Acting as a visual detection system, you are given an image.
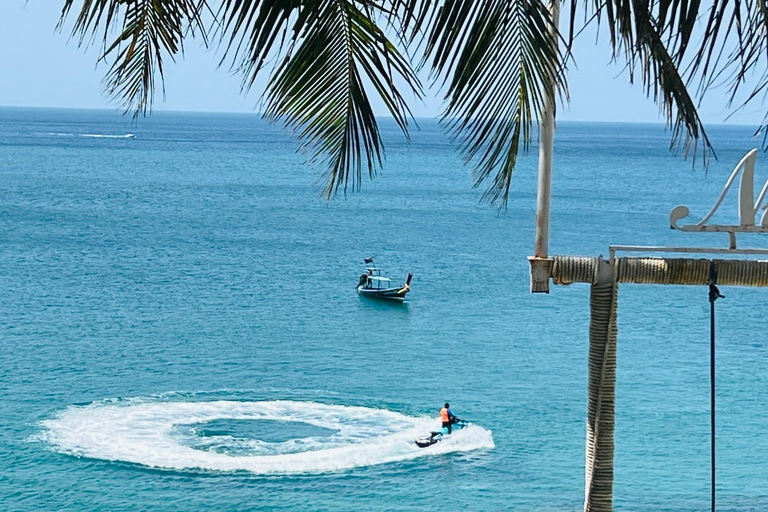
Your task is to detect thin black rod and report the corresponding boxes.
[708,272,723,512]
[710,295,716,512]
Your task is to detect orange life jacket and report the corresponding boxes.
[440,408,449,422]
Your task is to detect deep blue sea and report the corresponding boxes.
[2,107,768,511]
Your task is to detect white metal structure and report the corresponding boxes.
[669,149,768,249]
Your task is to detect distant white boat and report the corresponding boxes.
[42,133,135,138]
[81,133,135,139]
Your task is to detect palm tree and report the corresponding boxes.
[55,2,768,510]
[59,0,767,209]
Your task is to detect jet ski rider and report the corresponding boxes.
[440,403,457,433]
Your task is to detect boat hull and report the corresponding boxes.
[356,285,409,302]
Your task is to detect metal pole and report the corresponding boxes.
[708,266,722,512]
[534,0,559,259]
[710,293,716,512]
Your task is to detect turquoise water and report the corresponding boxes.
[2,107,768,510]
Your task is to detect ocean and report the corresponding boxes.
[2,107,767,511]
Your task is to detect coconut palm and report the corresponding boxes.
[58,0,768,210]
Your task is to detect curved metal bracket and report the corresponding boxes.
[670,149,768,248]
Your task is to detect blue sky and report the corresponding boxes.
[1,1,764,125]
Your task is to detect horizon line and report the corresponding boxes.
[0,104,761,128]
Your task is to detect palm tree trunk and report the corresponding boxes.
[534,0,559,259]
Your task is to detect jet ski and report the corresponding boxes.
[414,419,468,448]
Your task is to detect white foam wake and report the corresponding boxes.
[39,400,494,474]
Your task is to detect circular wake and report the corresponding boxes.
[39,400,494,474]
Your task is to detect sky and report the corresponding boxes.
[0,1,765,126]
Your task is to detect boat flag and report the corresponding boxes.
[364,257,374,264]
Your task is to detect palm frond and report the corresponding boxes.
[59,0,116,47]
[655,0,701,59]
[217,0,306,92]
[421,0,567,209]
[59,0,207,116]
[643,21,713,160]
[587,0,713,162]
[379,0,437,47]
[260,0,422,198]
[685,0,768,140]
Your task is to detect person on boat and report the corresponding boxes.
[358,269,372,288]
[440,403,457,433]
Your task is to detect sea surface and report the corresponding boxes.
[2,107,768,511]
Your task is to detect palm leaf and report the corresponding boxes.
[258,0,422,198]
[586,0,713,162]
[59,0,207,116]
[685,0,768,141]
[217,0,306,92]
[420,0,567,209]
[379,0,438,47]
